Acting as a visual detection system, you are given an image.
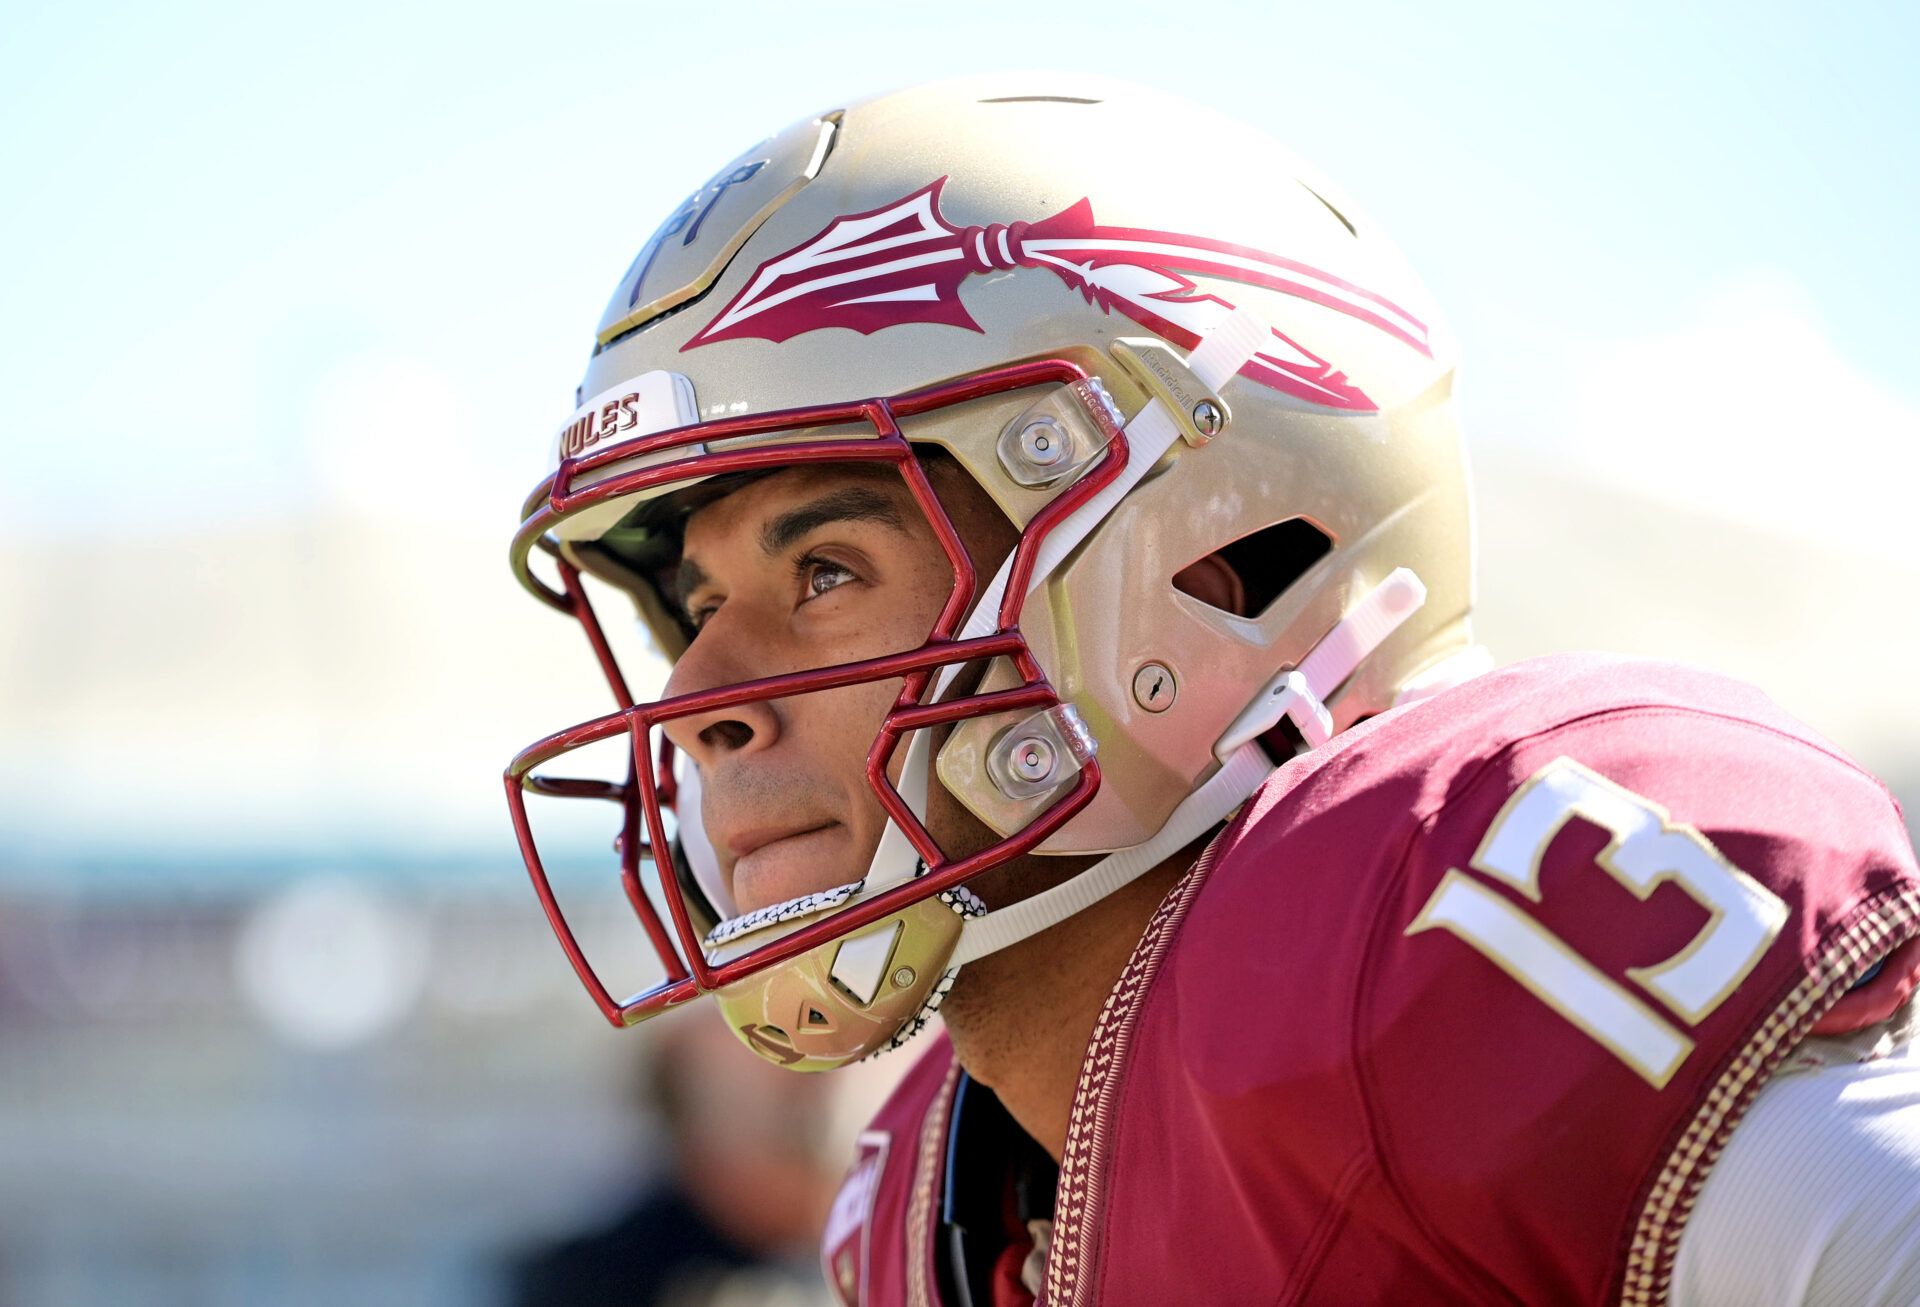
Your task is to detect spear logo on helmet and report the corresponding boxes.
[685,177,1431,413]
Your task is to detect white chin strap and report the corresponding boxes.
[952,740,1272,965]
[1213,566,1429,757]
[684,306,1276,943]
[673,755,731,919]
[936,307,1450,968]
[940,306,1276,662]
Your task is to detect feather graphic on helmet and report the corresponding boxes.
[684,177,1436,412]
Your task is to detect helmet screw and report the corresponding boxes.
[1191,400,1226,438]
[1010,736,1056,783]
[1018,418,1067,468]
[892,966,917,989]
[1132,662,1177,713]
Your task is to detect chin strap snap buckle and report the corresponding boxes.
[1214,567,1428,761]
[1266,669,1335,749]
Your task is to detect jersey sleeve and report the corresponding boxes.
[1672,1033,1920,1307]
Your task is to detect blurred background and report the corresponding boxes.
[2,1,1916,1303]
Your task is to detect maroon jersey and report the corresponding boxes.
[826,654,1920,1306]
[821,1028,960,1306]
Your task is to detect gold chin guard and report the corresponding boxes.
[712,891,968,1071]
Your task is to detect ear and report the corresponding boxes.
[1172,552,1248,618]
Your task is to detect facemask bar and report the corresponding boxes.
[505,358,1130,1028]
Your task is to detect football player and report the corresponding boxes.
[504,75,1920,1305]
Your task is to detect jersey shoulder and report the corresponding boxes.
[1338,649,1872,801]
[1208,650,1906,928]
[1187,650,1918,1080]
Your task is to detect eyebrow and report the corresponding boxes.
[671,486,910,616]
[758,485,906,556]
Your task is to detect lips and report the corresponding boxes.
[725,822,845,915]
[725,822,837,861]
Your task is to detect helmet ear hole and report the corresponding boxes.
[1171,552,1246,618]
[1174,518,1333,620]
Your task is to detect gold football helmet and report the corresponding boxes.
[506,73,1479,1068]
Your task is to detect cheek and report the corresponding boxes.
[846,558,954,658]
[903,549,963,632]
[800,668,935,851]
[922,773,1010,872]
[805,552,956,752]
[790,675,905,802]
[791,545,961,831]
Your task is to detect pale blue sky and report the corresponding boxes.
[3,0,1916,535]
[3,0,1918,869]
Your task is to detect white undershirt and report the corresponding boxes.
[1672,1032,1920,1306]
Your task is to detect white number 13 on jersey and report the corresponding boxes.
[1406,757,1789,1088]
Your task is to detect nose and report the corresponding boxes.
[658,621,783,769]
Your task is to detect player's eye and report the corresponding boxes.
[797,552,858,601]
[681,552,860,632]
